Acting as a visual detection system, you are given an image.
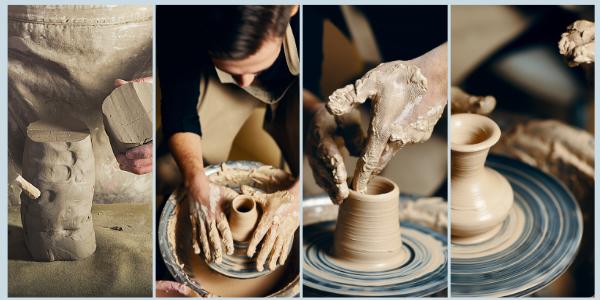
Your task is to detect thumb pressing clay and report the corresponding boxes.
[102,82,153,154]
[21,118,96,261]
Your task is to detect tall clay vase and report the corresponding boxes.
[451,113,513,244]
[21,119,96,261]
[333,176,407,272]
[229,195,259,242]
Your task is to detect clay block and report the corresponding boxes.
[102,82,152,153]
[21,118,96,261]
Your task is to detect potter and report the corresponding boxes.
[450,113,514,244]
[21,118,96,261]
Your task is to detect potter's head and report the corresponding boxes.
[201,5,298,87]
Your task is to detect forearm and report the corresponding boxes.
[168,132,206,187]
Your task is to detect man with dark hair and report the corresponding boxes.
[156,5,299,279]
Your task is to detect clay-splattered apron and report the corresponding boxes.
[198,25,300,174]
[8,5,153,205]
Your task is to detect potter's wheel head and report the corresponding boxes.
[207,240,293,279]
[451,155,582,297]
[302,208,448,297]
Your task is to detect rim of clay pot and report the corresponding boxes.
[347,176,399,200]
[232,195,256,213]
[451,113,501,152]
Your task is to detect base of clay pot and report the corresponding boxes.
[452,223,502,245]
[327,244,410,272]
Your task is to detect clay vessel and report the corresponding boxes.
[332,176,407,272]
[21,118,96,261]
[229,195,259,242]
[451,113,513,244]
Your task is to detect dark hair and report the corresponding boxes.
[199,5,293,60]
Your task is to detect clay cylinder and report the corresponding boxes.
[333,176,406,272]
[21,119,96,261]
[229,195,259,242]
[451,113,513,244]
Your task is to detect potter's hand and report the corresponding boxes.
[187,173,235,264]
[113,77,154,175]
[327,44,448,194]
[307,104,365,204]
[242,186,299,271]
[155,281,195,297]
[116,143,153,175]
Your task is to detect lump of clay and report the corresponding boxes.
[451,87,496,115]
[102,82,152,153]
[21,118,96,261]
[558,20,595,67]
[493,119,594,201]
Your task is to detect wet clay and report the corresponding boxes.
[451,114,513,244]
[558,20,595,67]
[327,62,445,194]
[102,82,152,154]
[494,119,594,202]
[208,164,295,193]
[229,195,259,242]
[332,176,407,271]
[21,118,96,261]
[451,87,496,115]
[167,194,298,297]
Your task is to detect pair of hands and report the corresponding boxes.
[187,172,299,271]
[113,77,153,175]
[308,44,448,203]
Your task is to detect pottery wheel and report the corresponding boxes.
[451,155,583,297]
[208,240,293,279]
[303,197,448,297]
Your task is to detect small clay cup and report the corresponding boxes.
[332,176,407,272]
[229,195,259,242]
[451,113,514,244]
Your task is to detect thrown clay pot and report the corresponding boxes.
[332,176,407,272]
[451,113,513,244]
[229,195,259,242]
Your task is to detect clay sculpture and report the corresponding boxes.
[450,113,513,244]
[102,82,153,154]
[559,20,595,67]
[21,118,96,261]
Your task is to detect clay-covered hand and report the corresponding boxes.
[558,20,595,67]
[116,142,153,175]
[113,76,154,175]
[327,44,447,194]
[187,173,236,264]
[242,186,299,271]
[155,280,195,297]
[307,105,365,204]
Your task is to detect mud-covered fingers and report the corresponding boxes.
[217,212,234,255]
[247,213,272,257]
[313,137,349,204]
[374,141,403,175]
[256,223,279,272]
[198,212,211,261]
[207,218,223,264]
[279,234,294,266]
[268,234,286,271]
[352,129,389,193]
[326,84,361,116]
[189,202,200,254]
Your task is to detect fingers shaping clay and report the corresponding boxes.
[558,20,595,67]
[21,118,96,261]
[332,176,408,271]
[451,87,496,115]
[102,82,153,153]
[450,114,513,244]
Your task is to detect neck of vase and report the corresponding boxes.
[451,148,490,178]
[229,195,259,242]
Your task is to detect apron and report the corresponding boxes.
[199,24,300,174]
[8,5,153,205]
